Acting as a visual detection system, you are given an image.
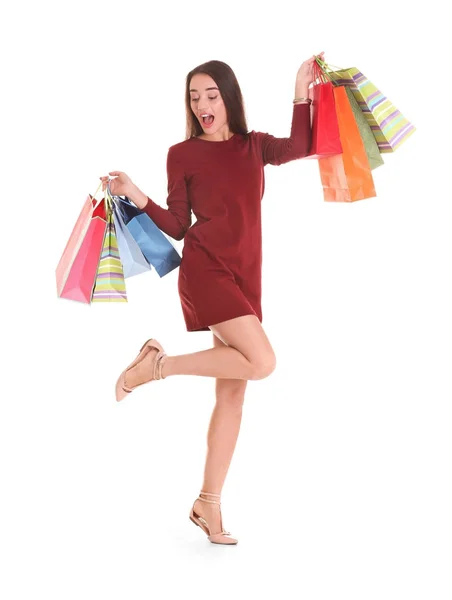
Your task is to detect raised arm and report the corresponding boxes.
[257,102,311,166]
[257,53,325,166]
[128,146,192,241]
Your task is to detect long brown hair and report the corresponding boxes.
[184,60,249,140]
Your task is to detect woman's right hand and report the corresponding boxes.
[99,171,134,196]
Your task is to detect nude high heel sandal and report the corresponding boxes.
[115,338,167,402]
[189,491,238,545]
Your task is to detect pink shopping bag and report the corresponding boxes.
[56,183,108,303]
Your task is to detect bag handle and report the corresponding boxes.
[315,57,347,87]
[91,179,117,218]
[105,182,119,214]
[91,180,111,211]
[312,60,323,85]
[315,57,336,85]
[316,56,344,71]
[105,181,135,213]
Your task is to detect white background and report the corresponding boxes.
[1,0,450,598]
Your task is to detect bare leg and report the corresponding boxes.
[193,333,248,534]
[202,334,246,492]
[121,314,275,539]
[126,314,276,388]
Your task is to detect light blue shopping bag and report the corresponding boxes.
[109,189,181,277]
[109,191,152,278]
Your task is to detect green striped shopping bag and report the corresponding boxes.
[318,60,415,152]
[92,207,127,303]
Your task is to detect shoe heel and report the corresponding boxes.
[139,338,153,352]
[115,338,166,403]
[189,516,199,527]
[140,338,164,353]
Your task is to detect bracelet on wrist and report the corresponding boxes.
[293,96,312,104]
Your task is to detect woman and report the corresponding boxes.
[100,53,322,545]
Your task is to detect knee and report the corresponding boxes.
[249,352,277,380]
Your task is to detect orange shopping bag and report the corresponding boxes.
[318,85,376,202]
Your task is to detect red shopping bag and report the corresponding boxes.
[318,85,376,202]
[304,62,342,159]
[56,184,108,303]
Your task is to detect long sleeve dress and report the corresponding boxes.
[143,102,311,332]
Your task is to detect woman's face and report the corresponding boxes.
[189,73,230,138]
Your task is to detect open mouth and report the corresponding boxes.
[201,114,215,127]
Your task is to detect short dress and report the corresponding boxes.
[143,103,311,332]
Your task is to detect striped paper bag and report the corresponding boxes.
[329,67,415,152]
[92,210,127,302]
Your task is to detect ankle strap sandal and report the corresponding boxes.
[189,491,238,545]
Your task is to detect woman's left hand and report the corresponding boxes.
[297,52,325,87]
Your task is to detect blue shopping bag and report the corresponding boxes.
[108,191,152,279]
[109,190,181,277]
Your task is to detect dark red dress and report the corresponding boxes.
[143,103,311,331]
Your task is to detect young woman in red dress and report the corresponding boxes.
[100,53,323,545]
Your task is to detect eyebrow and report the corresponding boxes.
[189,87,219,92]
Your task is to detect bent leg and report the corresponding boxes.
[162,314,276,380]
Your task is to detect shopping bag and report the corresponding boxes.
[304,60,342,159]
[111,191,181,277]
[327,66,415,152]
[109,189,152,279]
[305,80,343,159]
[318,85,376,202]
[56,183,108,303]
[344,86,384,170]
[91,208,127,302]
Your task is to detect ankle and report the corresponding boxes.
[199,490,222,501]
[160,356,174,379]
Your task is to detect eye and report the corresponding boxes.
[191,97,218,102]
